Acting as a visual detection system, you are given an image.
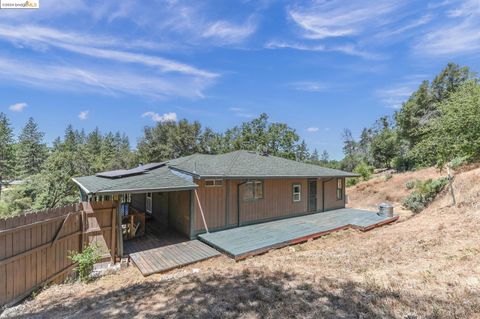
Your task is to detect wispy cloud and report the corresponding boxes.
[142,111,178,123]
[414,0,480,56]
[376,76,426,108]
[0,24,217,79]
[290,81,328,93]
[265,40,383,59]
[78,110,89,120]
[287,1,404,40]
[229,107,254,118]
[0,55,211,99]
[9,102,27,112]
[306,127,319,132]
[202,17,257,45]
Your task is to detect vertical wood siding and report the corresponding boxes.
[323,177,346,211]
[238,179,308,226]
[193,179,226,232]
[168,191,191,236]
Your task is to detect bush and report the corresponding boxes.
[403,177,448,213]
[69,244,100,282]
[449,156,470,170]
[383,172,393,181]
[353,162,374,181]
[405,180,416,189]
[346,178,359,186]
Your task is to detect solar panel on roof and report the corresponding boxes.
[138,162,165,170]
[95,162,165,178]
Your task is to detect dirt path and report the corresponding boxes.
[2,167,480,318]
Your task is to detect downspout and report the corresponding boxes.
[237,180,248,227]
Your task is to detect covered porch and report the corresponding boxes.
[198,208,398,260]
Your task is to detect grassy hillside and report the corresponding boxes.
[2,167,480,318]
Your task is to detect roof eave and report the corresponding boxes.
[93,185,198,195]
[71,178,92,195]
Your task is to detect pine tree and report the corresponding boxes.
[16,117,47,177]
[0,113,16,195]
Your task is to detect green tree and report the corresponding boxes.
[16,117,47,177]
[411,80,480,166]
[369,117,398,168]
[0,113,16,183]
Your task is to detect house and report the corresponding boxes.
[72,150,358,240]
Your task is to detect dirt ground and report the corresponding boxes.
[2,167,480,318]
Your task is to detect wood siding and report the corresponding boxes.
[152,192,169,225]
[191,177,346,235]
[323,177,346,211]
[193,179,227,233]
[168,190,191,236]
[131,193,146,212]
[238,179,308,226]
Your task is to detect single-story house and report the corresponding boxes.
[73,150,358,239]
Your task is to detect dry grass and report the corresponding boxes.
[347,167,444,219]
[2,167,480,318]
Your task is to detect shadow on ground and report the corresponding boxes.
[5,269,479,319]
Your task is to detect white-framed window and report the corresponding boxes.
[292,184,301,202]
[243,180,264,200]
[205,179,223,187]
[336,178,343,200]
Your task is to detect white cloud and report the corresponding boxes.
[9,102,27,112]
[287,1,403,40]
[229,107,254,118]
[202,18,257,45]
[0,24,217,79]
[306,127,319,132]
[290,81,327,93]
[376,76,425,108]
[142,111,178,122]
[78,110,89,120]
[0,55,212,99]
[265,40,382,60]
[414,3,480,55]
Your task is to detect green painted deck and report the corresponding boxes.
[198,208,398,260]
[129,240,220,276]
[125,223,220,276]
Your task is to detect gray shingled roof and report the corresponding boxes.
[168,150,358,178]
[73,166,197,195]
[73,150,358,194]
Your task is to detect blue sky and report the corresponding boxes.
[1,0,479,159]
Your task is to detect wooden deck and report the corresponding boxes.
[124,223,220,276]
[198,208,398,260]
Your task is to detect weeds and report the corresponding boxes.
[69,244,100,283]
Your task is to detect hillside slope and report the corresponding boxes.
[2,167,480,318]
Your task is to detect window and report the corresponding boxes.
[205,179,223,187]
[243,180,264,200]
[336,178,343,200]
[292,184,301,202]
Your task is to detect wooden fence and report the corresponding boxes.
[0,201,118,307]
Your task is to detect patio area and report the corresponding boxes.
[198,208,398,260]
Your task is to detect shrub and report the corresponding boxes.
[449,156,470,170]
[69,244,100,282]
[353,162,374,181]
[383,172,392,181]
[403,177,448,213]
[346,178,359,187]
[405,180,416,189]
